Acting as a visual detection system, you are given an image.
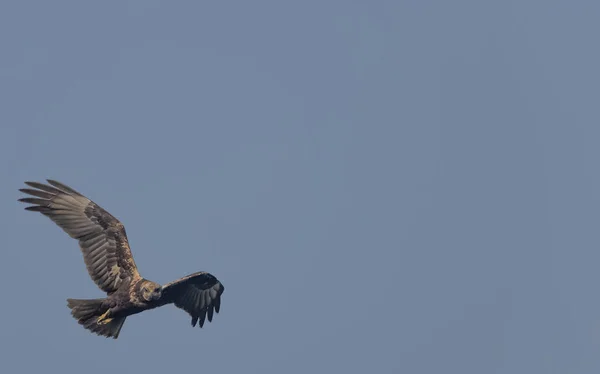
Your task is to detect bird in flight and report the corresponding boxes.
[18,179,225,339]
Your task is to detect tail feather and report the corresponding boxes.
[67,298,126,339]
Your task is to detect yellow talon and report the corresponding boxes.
[97,310,113,325]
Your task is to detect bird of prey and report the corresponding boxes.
[18,179,225,339]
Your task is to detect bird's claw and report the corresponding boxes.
[97,310,113,325]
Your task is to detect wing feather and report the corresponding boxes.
[18,180,141,293]
[158,272,224,328]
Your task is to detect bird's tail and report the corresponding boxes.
[66,298,126,339]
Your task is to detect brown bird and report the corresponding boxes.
[18,179,225,339]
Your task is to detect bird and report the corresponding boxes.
[18,179,225,339]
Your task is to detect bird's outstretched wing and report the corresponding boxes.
[18,179,141,293]
[159,272,224,328]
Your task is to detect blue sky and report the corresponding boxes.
[2,1,600,373]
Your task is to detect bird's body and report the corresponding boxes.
[18,180,224,339]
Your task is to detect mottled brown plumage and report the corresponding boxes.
[19,180,225,339]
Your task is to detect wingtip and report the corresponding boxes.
[45,179,62,189]
[23,206,47,212]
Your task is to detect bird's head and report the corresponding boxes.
[141,280,162,302]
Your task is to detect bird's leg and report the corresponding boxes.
[97,309,113,325]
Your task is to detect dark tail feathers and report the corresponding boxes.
[67,298,126,339]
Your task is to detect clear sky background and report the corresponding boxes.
[1,1,600,373]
